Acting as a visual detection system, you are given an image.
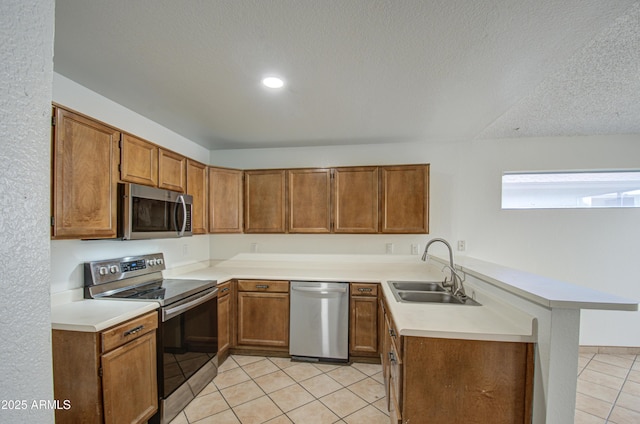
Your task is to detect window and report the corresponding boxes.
[501,170,640,209]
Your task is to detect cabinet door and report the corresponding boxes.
[217,283,233,355]
[237,292,289,348]
[380,164,429,233]
[101,331,158,424]
[244,170,286,233]
[288,168,331,233]
[158,148,186,192]
[52,107,120,239]
[350,283,379,357]
[334,167,379,233]
[350,295,378,356]
[208,167,243,233]
[186,159,208,234]
[120,133,158,186]
[402,337,533,423]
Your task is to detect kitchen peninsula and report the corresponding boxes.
[168,252,637,424]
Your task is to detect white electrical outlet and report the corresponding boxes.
[386,243,394,254]
[182,244,189,256]
[411,244,420,255]
[250,243,259,253]
[457,240,466,251]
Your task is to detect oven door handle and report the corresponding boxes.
[162,287,218,322]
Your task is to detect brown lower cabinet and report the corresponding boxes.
[349,283,379,358]
[217,280,234,361]
[236,280,290,351]
[380,297,534,424]
[52,312,158,424]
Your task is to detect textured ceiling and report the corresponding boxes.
[53,0,640,150]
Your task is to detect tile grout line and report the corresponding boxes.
[192,355,385,424]
[603,354,637,424]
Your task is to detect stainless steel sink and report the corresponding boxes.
[388,281,481,306]
[390,281,446,292]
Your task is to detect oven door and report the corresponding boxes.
[160,288,218,399]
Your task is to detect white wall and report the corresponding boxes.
[50,74,211,293]
[53,73,210,164]
[0,1,55,423]
[210,136,640,347]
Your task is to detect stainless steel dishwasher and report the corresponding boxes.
[289,281,350,362]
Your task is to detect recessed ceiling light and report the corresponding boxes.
[262,76,285,89]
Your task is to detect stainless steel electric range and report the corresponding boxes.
[84,253,218,424]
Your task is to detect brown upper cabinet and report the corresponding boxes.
[208,167,244,233]
[52,107,121,240]
[380,164,429,234]
[158,148,186,193]
[186,160,208,234]
[334,166,379,233]
[120,133,187,193]
[244,170,287,233]
[288,168,332,233]
[120,133,158,187]
[244,164,428,234]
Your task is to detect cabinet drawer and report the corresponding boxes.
[101,312,158,353]
[218,281,232,297]
[237,280,289,293]
[351,283,378,296]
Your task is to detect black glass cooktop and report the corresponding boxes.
[103,278,216,306]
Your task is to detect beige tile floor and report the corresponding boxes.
[170,352,640,424]
[575,352,640,424]
[169,355,388,424]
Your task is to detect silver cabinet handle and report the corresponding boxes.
[162,288,218,322]
[255,284,269,289]
[124,325,144,337]
[221,287,230,293]
[358,287,373,292]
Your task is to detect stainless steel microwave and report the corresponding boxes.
[120,183,193,240]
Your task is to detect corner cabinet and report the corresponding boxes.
[186,159,208,234]
[380,297,533,424]
[236,280,289,351]
[380,164,429,233]
[208,167,244,233]
[52,107,120,240]
[52,312,159,424]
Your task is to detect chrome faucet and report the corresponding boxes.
[421,238,466,298]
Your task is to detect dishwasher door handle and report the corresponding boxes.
[291,286,348,294]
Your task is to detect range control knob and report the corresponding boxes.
[156,258,164,265]
[109,265,119,274]
[147,259,156,266]
[98,266,108,276]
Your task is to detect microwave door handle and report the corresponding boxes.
[176,195,187,236]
